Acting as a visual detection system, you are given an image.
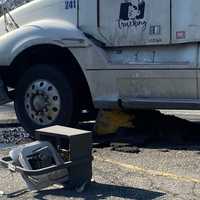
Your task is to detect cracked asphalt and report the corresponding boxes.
[0,108,200,199]
[0,141,200,199]
[93,146,200,200]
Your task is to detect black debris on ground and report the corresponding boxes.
[113,127,149,146]
[92,134,114,149]
[132,109,200,144]
[0,126,29,144]
[159,149,170,153]
[111,143,141,154]
[92,109,200,153]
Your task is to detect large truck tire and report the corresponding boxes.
[14,64,80,135]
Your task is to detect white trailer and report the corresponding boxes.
[0,0,199,132]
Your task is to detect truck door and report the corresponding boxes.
[98,0,171,46]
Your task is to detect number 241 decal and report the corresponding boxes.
[65,0,76,10]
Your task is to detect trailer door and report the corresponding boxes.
[98,0,171,46]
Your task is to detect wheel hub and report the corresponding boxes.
[31,93,47,112]
[25,80,61,126]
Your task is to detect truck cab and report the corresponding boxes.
[0,0,200,132]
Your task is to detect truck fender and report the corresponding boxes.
[0,19,89,66]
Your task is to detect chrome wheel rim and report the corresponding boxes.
[24,79,61,126]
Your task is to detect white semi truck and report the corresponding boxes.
[0,0,199,131]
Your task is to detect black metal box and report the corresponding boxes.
[36,125,92,188]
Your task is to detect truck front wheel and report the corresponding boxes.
[14,64,80,134]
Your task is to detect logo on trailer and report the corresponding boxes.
[118,0,147,30]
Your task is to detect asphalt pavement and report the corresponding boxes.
[0,144,200,200]
[0,105,200,199]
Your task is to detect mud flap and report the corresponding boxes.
[0,78,11,105]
